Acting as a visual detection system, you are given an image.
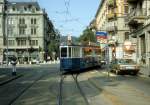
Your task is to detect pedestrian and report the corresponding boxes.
[11,56,17,76]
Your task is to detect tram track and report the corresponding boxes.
[58,73,90,105]
[72,74,90,105]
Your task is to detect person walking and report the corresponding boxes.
[11,56,17,76]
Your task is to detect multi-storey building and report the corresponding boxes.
[126,0,150,68]
[0,0,55,63]
[90,0,137,61]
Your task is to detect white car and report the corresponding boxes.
[111,59,140,75]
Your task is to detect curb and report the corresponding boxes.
[138,72,150,78]
[0,74,23,86]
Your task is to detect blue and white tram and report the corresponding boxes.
[60,45,101,72]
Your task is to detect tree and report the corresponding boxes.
[79,27,96,43]
[48,29,60,59]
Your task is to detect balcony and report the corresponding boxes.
[106,26,117,32]
[107,0,116,8]
[14,34,30,39]
[107,13,116,20]
[127,9,146,26]
[18,24,27,28]
[127,0,138,3]
[7,46,39,49]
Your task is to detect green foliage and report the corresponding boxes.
[48,29,60,57]
[79,28,96,43]
[48,40,59,55]
[39,46,43,52]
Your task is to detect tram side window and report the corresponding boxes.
[69,47,71,57]
[61,48,67,57]
[72,47,80,57]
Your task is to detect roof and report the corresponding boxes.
[7,1,41,10]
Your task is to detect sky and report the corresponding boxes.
[37,0,100,37]
[9,0,100,37]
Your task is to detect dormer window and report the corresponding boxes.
[24,7,27,11]
[28,4,32,11]
[12,6,16,11]
[31,7,36,13]
[36,7,39,11]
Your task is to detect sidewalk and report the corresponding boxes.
[0,60,60,68]
[139,66,150,77]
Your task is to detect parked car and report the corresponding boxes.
[31,59,39,64]
[110,59,140,75]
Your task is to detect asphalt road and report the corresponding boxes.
[0,64,150,105]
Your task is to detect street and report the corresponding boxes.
[0,64,150,105]
[0,0,150,105]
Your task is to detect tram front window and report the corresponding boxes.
[61,48,67,57]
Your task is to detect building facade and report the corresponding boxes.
[0,0,55,64]
[126,0,150,68]
[91,0,136,61]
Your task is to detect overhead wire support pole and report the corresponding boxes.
[106,43,110,78]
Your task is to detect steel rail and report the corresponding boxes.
[72,74,90,105]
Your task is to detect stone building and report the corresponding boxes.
[0,0,55,63]
[126,0,150,68]
[90,0,136,61]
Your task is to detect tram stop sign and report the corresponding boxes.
[96,31,107,44]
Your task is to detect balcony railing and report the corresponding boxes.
[107,13,116,20]
[106,26,117,32]
[14,34,30,39]
[18,24,27,28]
[7,46,39,49]
[127,0,138,3]
[127,9,146,26]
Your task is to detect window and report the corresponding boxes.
[34,18,36,24]
[8,40,15,46]
[31,18,37,24]
[30,40,38,46]
[69,47,71,57]
[8,28,13,36]
[12,7,16,11]
[24,7,27,11]
[125,32,129,40]
[31,28,36,35]
[19,18,25,24]
[36,40,38,45]
[124,6,128,14]
[61,48,67,57]
[19,28,26,35]
[36,7,39,11]
[72,47,80,58]
[17,40,26,46]
[31,28,33,35]
[31,18,33,24]
[8,18,14,25]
